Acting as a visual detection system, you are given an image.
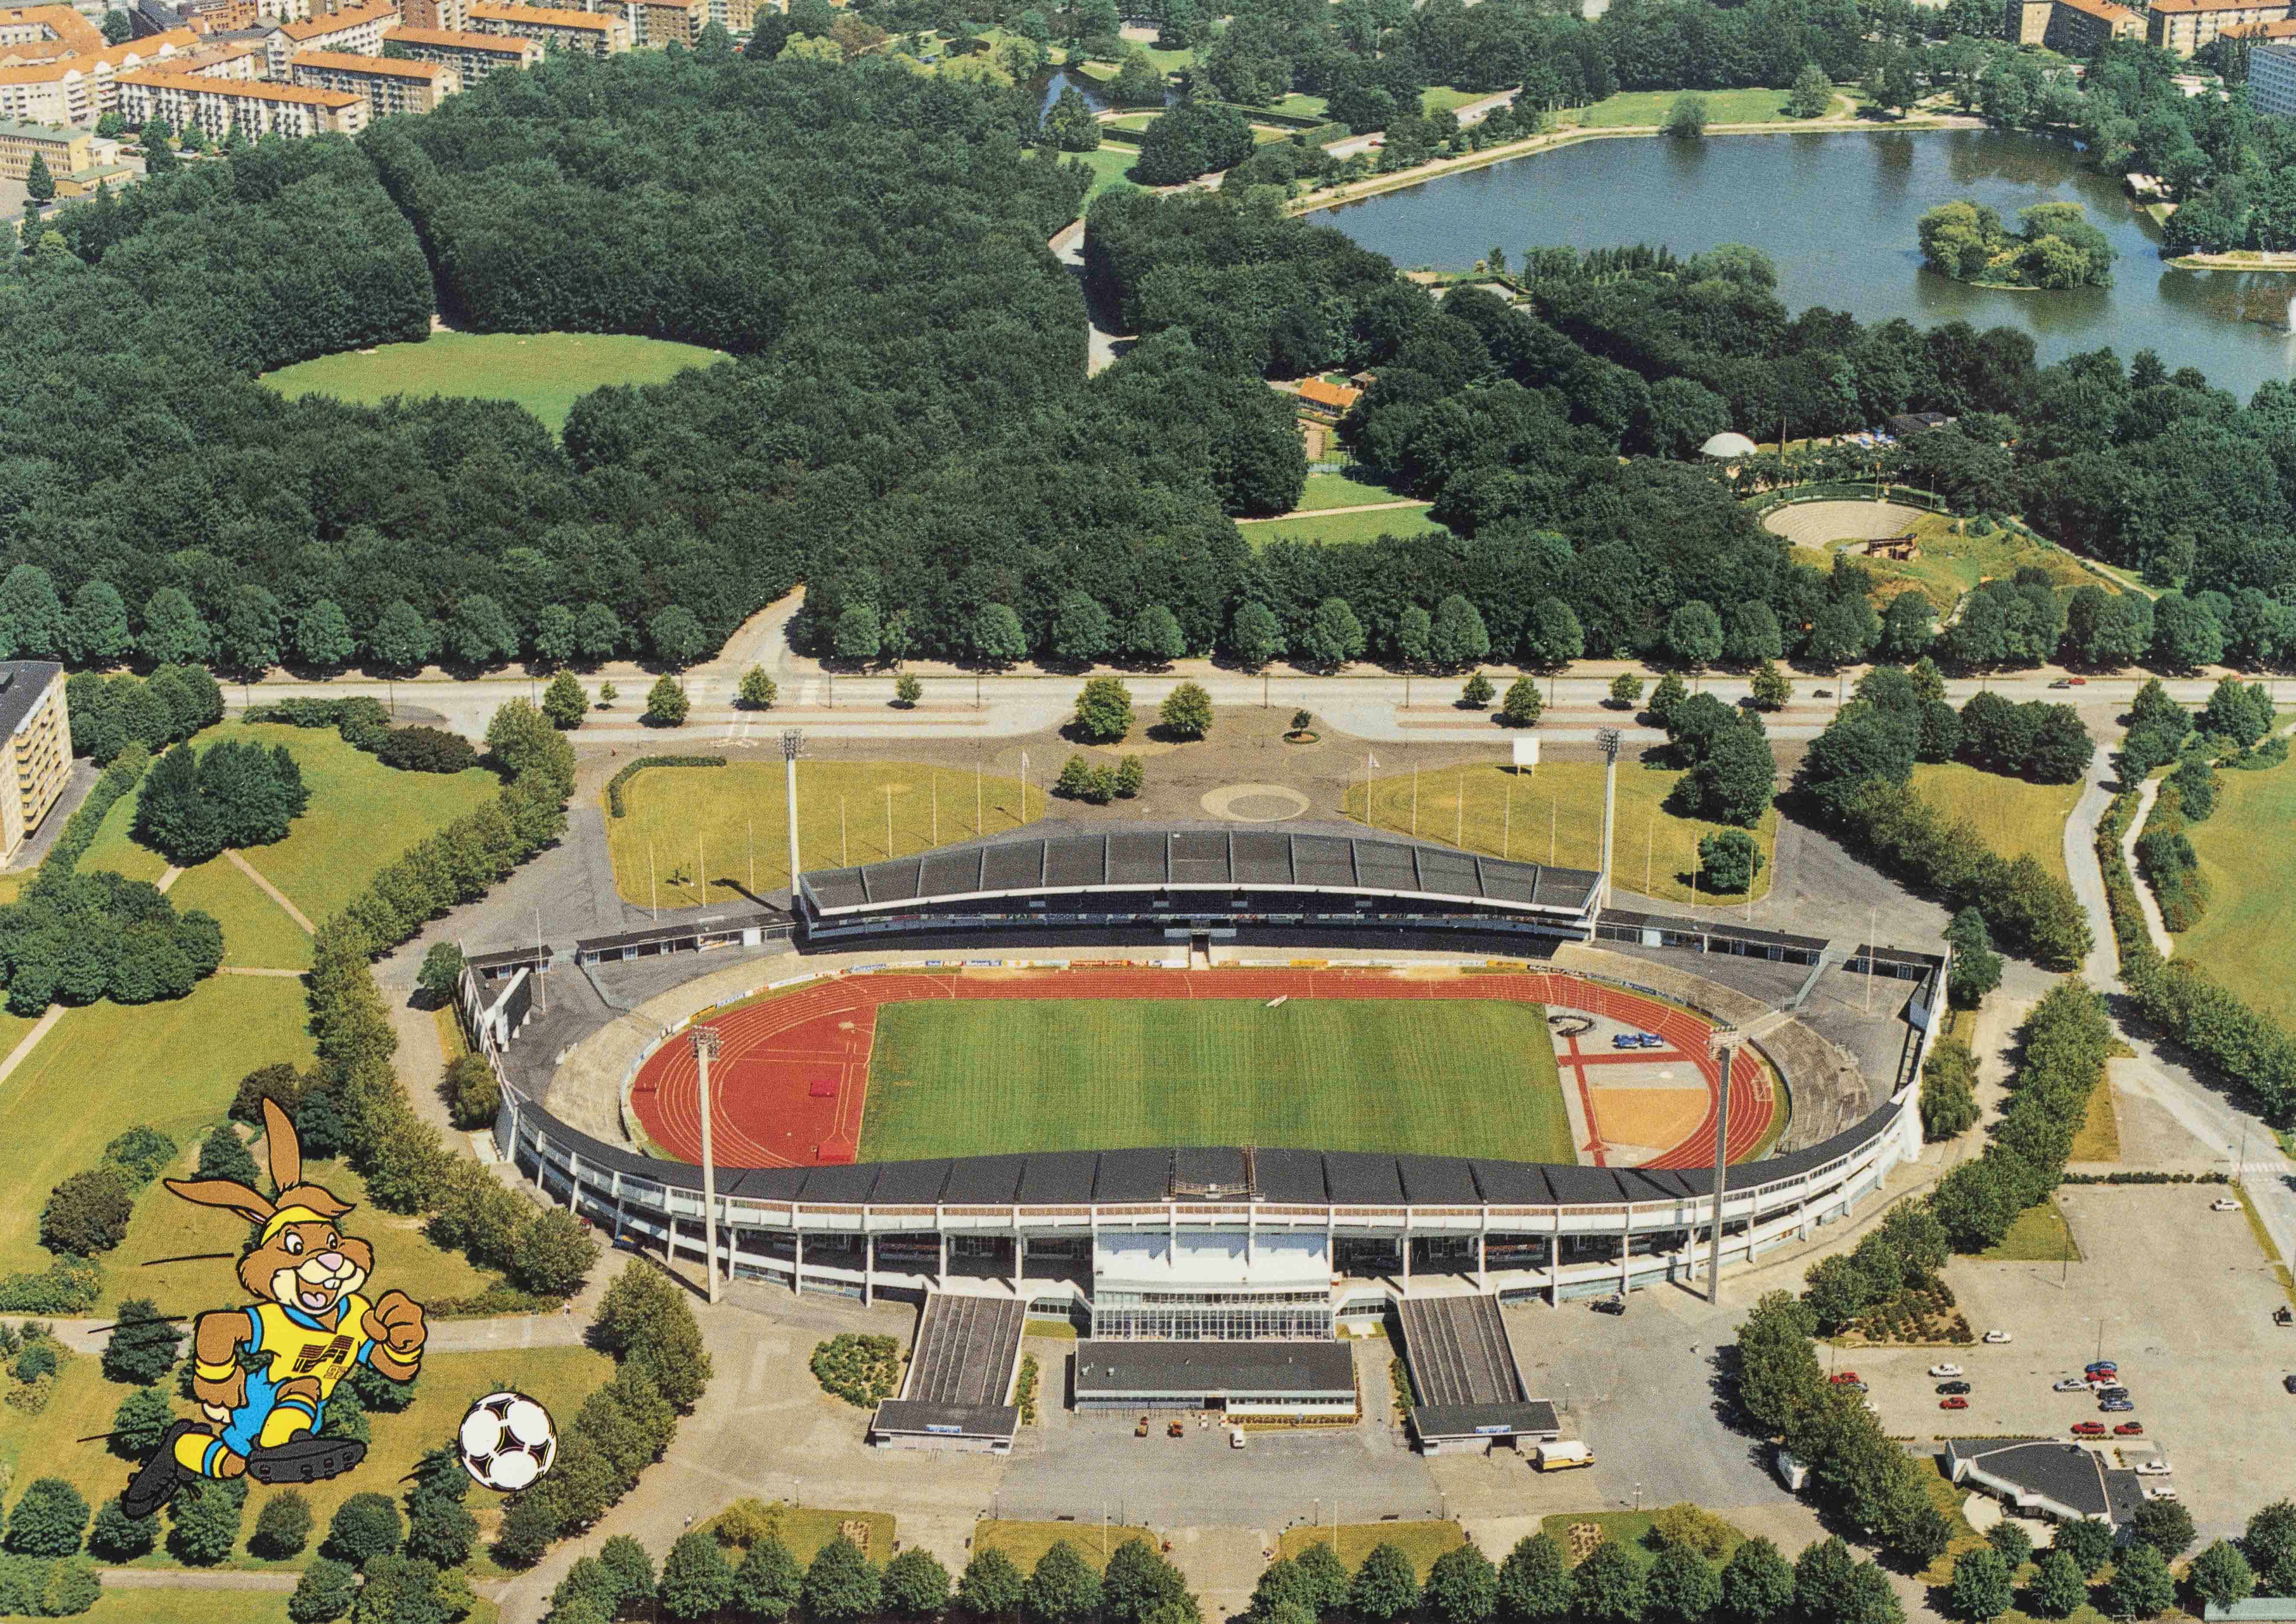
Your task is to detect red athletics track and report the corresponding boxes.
[628,968,1777,1172]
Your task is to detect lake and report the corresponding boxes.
[1315,128,2296,400]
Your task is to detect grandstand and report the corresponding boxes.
[1396,1296,1560,1452]
[868,1293,1026,1452]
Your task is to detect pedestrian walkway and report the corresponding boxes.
[227,850,314,934]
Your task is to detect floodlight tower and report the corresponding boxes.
[781,729,804,900]
[1703,1024,1738,1304]
[692,1024,723,1305]
[1595,727,1623,907]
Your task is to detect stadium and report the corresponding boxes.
[470,820,1943,1455]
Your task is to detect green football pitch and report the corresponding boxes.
[857,998,1574,1164]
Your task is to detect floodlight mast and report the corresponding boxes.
[1704,1024,1738,1304]
[781,730,804,903]
[1595,727,1622,907]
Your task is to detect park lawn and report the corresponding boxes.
[976,1519,1161,1574]
[1420,85,1483,116]
[1241,504,1445,546]
[2068,1083,2120,1162]
[1106,112,1157,131]
[1908,762,2081,887]
[1827,519,2101,615]
[1277,1521,1464,1579]
[74,787,170,884]
[164,859,311,972]
[1976,1197,2080,1262]
[1536,1510,1745,1574]
[1913,1457,1988,1584]
[0,975,315,1281]
[1558,87,1803,128]
[605,758,1043,909]
[1068,143,1142,199]
[1295,469,1406,510]
[2174,756,2296,1032]
[96,1156,504,1317]
[1269,93,1329,120]
[1343,759,1781,908]
[859,997,1573,1163]
[218,723,497,928]
[74,1596,498,1624]
[261,331,724,437]
[0,1344,611,1573]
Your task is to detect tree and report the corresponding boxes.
[1571,1540,1646,1624]
[2245,1502,2296,1595]
[40,1168,132,1256]
[1698,829,1764,893]
[645,675,689,728]
[532,603,576,667]
[959,1547,1026,1618]
[353,1555,445,1624]
[1690,723,1777,827]
[253,1489,314,1558]
[1304,598,1367,668]
[2023,1550,2087,1619]
[4,1478,86,1556]
[166,1478,244,1566]
[1048,591,1113,665]
[1501,677,1542,728]
[1943,908,2002,1007]
[1043,85,1101,151]
[1134,101,1254,185]
[1160,681,1212,740]
[574,603,622,664]
[102,1298,182,1384]
[1666,602,1725,671]
[1462,671,1494,709]
[2129,1496,2193,1559]
[541,670,588,731]
[1496,1534,1570,1624]
[444,594,517,668]
[1986,1522,2031,1570]
[1126,605,1186,666]
[1426,1544,1500,1624]
[1023,1543,1099,1624]
[64,581,131,667]
[90,1498,156,1560]
[370,601,433,672]
[139,588,210,665]
[1664,91,1709,138]
[2105,1541,2173,1621]
[1284,1544,1345,1621]
[1749,660,1793,711]
[1646,1545,1721,1624]
[110,1386,174,1458]
[661,1530,738,1621]
[1074,677,1134,743]
[1609,673,1644,709]
[1789,62,1834,117]
[738,668,778,711]
[1521,599,1583,669]
[1395,606,1433,669]
[594,1265,712,1409]
[1430,596,1491,669]
[13,151,45,208]
[323,1492,401,1568]
[1719,1538,1795,1624]
[891,671,923,709]
[833,603,882,664]
[1949,1550,2012,1623]
[975,604,1029,668]
[1351,1543,1420,1624]
[2150,592,2223,673]
[885,1548,955,1618]
[1647,671,1689,727]
[736,1537,806,1621]
[1231,602,1284,669]
[289,1557,359,1624]
[2187,1540,2253,1610]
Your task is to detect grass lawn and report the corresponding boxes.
[1558,87,1804,128]
[1343,759,1781,908]
[1977,1197,2080,1262]
[1105,112,1158,131]
[1240,504,1445,546]
[2175,757,2296,1032]
[2068,1083,2119,1162]
[1277,1521,1465,1580]
[1536,1510,1747,1573]
[705,1501,898,1563]
[74,1596,498,1624]
[1908,762,2081,888]
[1913,1456,1987,1584]
[859,998,1573,1163]
[218,724,498,928]
[164,859,311,972]
[1826,518,2103,615]
[261,332,723,437]
[0,1343,609,1573]
[1269,93,1329,119]
[76,787,169,884]
[976,1519,1161,1573]
[0,976,315,1281]
[97,1156,504,1316]
[1068,143,1142,199]
[1295,469,1405,510]
[605,758,1042,909]
[1420,86,1483,116]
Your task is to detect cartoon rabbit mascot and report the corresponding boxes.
[121,1100,427,1518]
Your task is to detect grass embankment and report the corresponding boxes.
[2174,759,2296,1032]
[1908,762,2082,887]
[1552,87,1809,128]
[1276,1521,1465,1579]
[1241,505,1445,546]
[2068,1083,2120,1162]
[605,758,1043,909]
[1825,519,2103,615]
[976,1519,1162,1573]
[1976,1197,2081,1263]
[261,331,724,436]
[1343,760,1780,908]
[1294,469,1409,510]
[861,997,1573,1163]
[1533,1510,1746,1574]
[0,1345,609,1573]
[705,1501,898,1563]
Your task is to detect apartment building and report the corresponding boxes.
[264,0,397,71]
[289,45,454,108]
[630,0,700,45]
[112,64,366,134]
[0,114,83,178]
[398,0,465,30]
[466,1,624,52]
[2249,37,2296,114]
[0,663,68,867]
[0,5,101,61]
[0,27,198,124]
[2146,0,2294,54]
[702,0,754,34]
[381,21,535,77]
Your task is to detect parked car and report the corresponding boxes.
[1592,1296,1626,1316]
[2145,1486,2179,1501]
[2054,1378,2090,1392]
[2115,1423,2145,1437]
[2072,1422,2108,1437]
[2136,1461,2174,1476]
[1940,1396,1969,1410]
[1929,1364,1965,1379]
[2215,1198,2242,1212]
[2049,678,2072,689]
[1829,1372,1863,1386]
[1230,1428,1247,1449]
[2097,1387,2131,1402]
[1632,1033,1663,1048]
[2100,1399,2136,1413]
[2087,1370,2120,1385]
[2283,1374,2296,1394]
[1611,1034,1639,1050]
[1937,1381,1972,1395]
[1984,1330,2013,1344]
[2085,1361,2117,1374]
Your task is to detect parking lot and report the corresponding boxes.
[1838,1185,2296,1538]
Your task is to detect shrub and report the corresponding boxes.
[376,727,478,774]
[644,676,690,727]
[810,1333,900,1406]
[38,1169,131,1258]
[444,1053,500,1130]
[253,1489,313,1558]
[606,756,725,817]
[3,1479,87,1556]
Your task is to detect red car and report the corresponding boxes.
[1940,1396,1969,1410]
[2115,1422,2145,1437]
[1830,1372,1861,1385]
[2087,1370,2119,1384]
[2072,1422,2108,1437]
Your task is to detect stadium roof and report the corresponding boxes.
[798,823,1601,920]
[1073,1339,1356,1398]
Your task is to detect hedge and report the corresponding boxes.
[606,756,725,818]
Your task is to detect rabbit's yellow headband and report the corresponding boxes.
[259,1206,329,1245]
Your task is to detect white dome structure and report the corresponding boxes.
[1700,431,1759,459]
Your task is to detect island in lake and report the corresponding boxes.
[1917,199,2117,290]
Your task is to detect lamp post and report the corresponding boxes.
[780,730,803,898]
[1704,1025,1738,1304]
[692,1025,723,1305]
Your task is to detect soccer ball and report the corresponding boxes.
[457,1391,558,1492]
